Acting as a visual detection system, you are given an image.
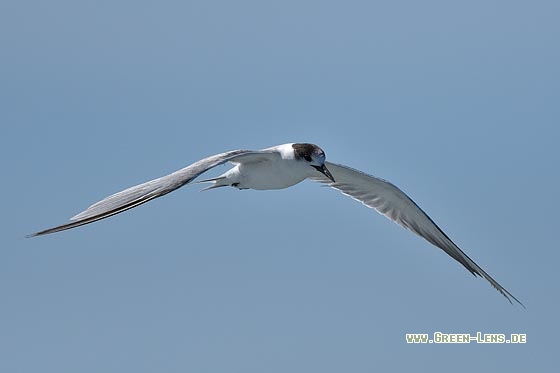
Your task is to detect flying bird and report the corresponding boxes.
[28,143,523,306]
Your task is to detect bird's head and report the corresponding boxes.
[291,143,335,182]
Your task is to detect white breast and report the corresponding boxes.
[235,158,311,190]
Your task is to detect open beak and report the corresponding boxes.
[312,164,335,183]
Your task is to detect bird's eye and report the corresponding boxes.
[304,155,312,162]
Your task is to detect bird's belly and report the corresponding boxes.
[237,163,308,190]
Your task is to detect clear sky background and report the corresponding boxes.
[2,1,559,372]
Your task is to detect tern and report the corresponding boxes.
[28,143,523,306]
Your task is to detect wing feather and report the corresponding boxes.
[28,149,266,236]
[312,161,523,306]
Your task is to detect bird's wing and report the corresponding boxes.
[311,161,523,306]
[228,152,281,164]
[28,149,272,237]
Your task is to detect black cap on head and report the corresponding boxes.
[292,143,325,161]
[292,143,335,182]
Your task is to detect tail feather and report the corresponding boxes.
[195,176,228,191]
[200,183,227,191]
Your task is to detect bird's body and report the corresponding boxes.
[201,144,324,190]
[28,142,523,306]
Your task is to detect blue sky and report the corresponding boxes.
[2,0,559,372]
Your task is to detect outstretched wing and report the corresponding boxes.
[311,161,523,306]
[28,149,269,237]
